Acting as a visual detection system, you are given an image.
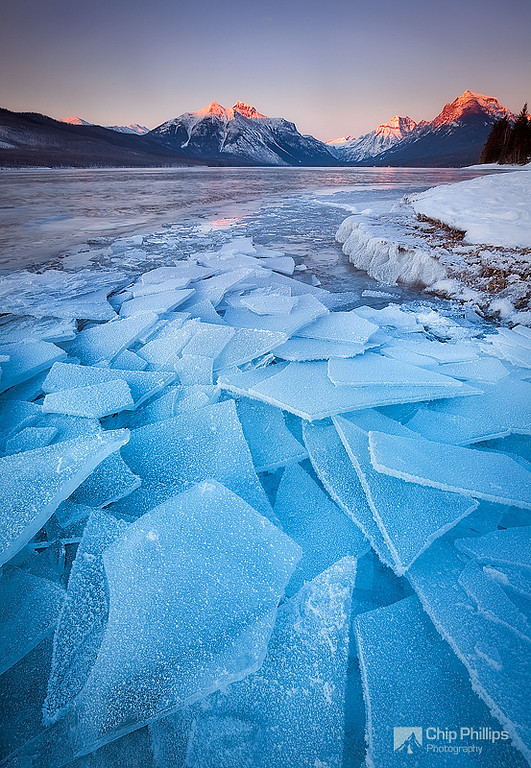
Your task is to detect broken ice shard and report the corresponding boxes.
[0,340,67,394]
[43,510,127,725]
[0,570,64,676]
[333,416,476,574]
[273,463,367,595]
[355,595,527,768]
[68,312,157,366]
[214,328,288,369]
[221,361,474,421]
[119,288,194,318]
[119,399,273,518]
[455,527,531,571]
[368,430,531,509]
[42,379,134,419]
[235,398,307,472]
[0,429,129,566]
[174,557,357,768]
[328,352,463,388]
[297,310,378,345]
[70,451,141,507]
[302,421,395,570]
[71,481,300,755]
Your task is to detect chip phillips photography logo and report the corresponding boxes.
[393,725,511,757]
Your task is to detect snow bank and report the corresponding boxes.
[409,171,531,249]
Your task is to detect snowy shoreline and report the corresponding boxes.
[336,170,531,325]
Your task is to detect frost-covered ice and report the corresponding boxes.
[369,430,531,509]
[0,219,529,767]
[71,481,300,754]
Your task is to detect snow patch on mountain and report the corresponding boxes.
[62,116,93,126]
[106,124,150,135]
[327,115,417,162]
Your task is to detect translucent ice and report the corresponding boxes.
[223,294,329,337]
[138,264,213,285]
[328,352,464,388]
[43,510,128,724]
[0,570,64,676]
[42,379,134,418]
[214,328,288,369]
[273,336,369,361]
[333,416,476,574]
[119,289,194,318]
[174,557,357,768]
[239,289,298,316]
[381,337,479,364]
[0,340,67,394]
[437,357,509,383]
[355,595,526,768]
[180,322,235,358]
[71,452,141,507]
[190,268,255,306]
[369,430,531,509]
[4,425,58,454]
[174,355,213,385]
[69,312,157,366]
[455,527,531,571]
[0,399,42,449]
[274,464,368,594]
[112,349,148,371]
[222,361,474,421]
[297,310,378,345]
[408,537,531,763]
[302,421,395,569]
[235,398,307,472]
[120,399,273,518]
[130,276,192,296]
[458,561,531,641]
[0,428,129,566]
[44,362,176,409]
[71,481,301,754]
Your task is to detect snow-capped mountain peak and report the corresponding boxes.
[232,101,268,119]
[326,114,416,162]
[62,116,92,126]
[431,90,515,127]
[375,115,417,139]
[106,123,150,135]
[151,100,336,166]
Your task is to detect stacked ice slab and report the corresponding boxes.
[0,236,529,768]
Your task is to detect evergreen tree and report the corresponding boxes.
[479,117,511,164]
[505,104,531,165]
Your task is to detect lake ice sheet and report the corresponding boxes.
[0,172,529,767]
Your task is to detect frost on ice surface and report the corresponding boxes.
[273,464,367,595]
[0,429,129,567]
[408,535,531,763]
[302,421,395,570]
[223,293,329,337]
[328,352,464,389]
[221,360,473,421]
[166,557,357,768]
[297,310,378,345]
[42,379,134,419]
[333,416,477,574]
[0,570,64,676]
[119,399,273,518]
[213,327,288,369]
[273,336,368,361]
[0,340,67,394]
[71,481,301,755]
[355,596,527,768]
[68,311,158,366]
[43,510,127,725]
[119,288,195,318]
[455,527,531,572]
[369,430,531,509]
[235,398,307,472]
[4,425,58,454]
[174,354,213,385]
[70,452,141,508]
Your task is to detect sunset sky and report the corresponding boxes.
[1,0,529,140]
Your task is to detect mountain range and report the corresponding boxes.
[0,90,518,168]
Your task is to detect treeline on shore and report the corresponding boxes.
[480,104,531,165]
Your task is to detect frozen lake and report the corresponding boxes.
[0,166,495,275]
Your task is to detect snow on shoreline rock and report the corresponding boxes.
[336,171,531,324]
